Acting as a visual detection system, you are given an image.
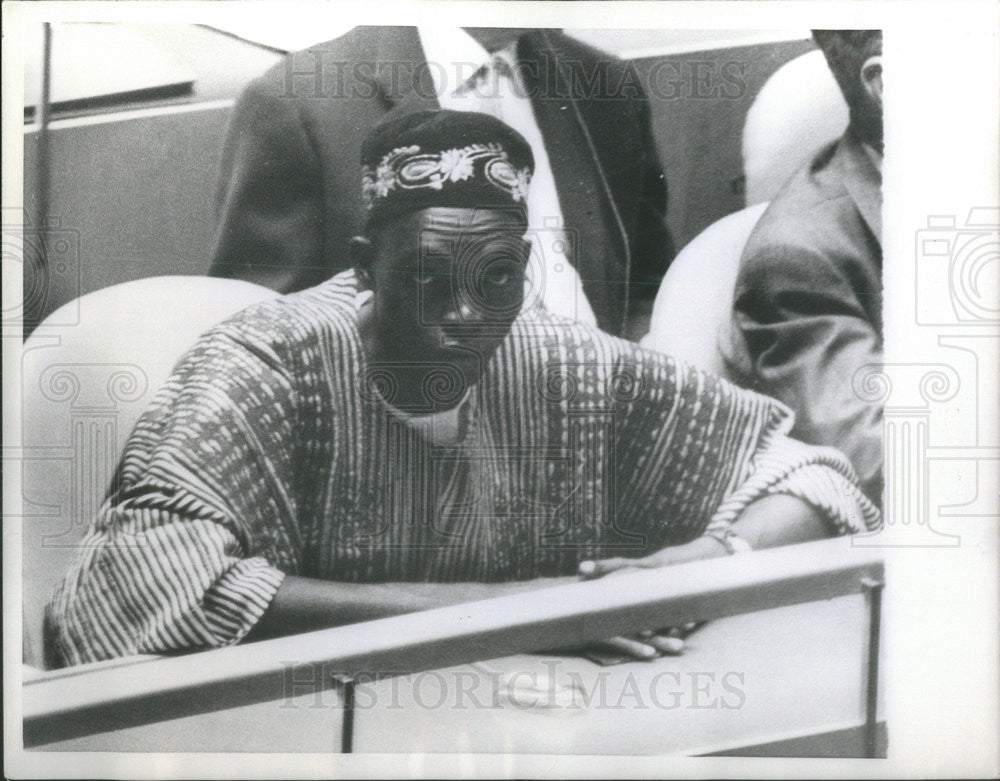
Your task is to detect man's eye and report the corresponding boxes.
[487,271,512,287]
[484,263,518,287]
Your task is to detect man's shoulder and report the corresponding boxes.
[742,137,877,271]
[526,31,646,103]
[501,309,690,407]
[211,271,361,354]
[534,30,621,64]
[508,307,639,360]
[250,26,417,92]
[749,142,846,240]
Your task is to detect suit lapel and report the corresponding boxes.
[838,131,883,247]
[518,30,629,334]
[372,26,441,115]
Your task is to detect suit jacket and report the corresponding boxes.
[208,27,674,338]
[722,130,883,505]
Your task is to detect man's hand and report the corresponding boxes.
[573,494,830,661]
[584,626,692,663]
[577,550,679,579]
[575,554,690,662]
[575,540,727,661]
[578,534,730,581]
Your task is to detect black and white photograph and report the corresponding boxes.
[3,1,998,777]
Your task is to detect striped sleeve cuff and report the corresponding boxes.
[705,433,882,537]
[201,557,286,646]
[48,519,289,666]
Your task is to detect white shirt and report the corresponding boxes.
[385,387,475,446]
[417,27,598,328]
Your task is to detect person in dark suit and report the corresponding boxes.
[208,27,674,340]
[723,30,883,506]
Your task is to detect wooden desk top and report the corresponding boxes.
[23,539,884,753]
[352,595,876,755]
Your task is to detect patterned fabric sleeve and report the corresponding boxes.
[611,341,881,546]
[703,426,881,537]
[45,318,303,668]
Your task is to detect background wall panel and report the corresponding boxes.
[23,105,234,327]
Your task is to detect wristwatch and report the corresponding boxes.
[705,527,753,555]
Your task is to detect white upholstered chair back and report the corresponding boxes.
[643,49,849,375]
[742,49,849,206]
[20,276,279,668]
[640,203,768,377]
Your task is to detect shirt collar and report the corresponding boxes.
[383,385,477,445]
[417,27,493,97]
[492,41,520,73]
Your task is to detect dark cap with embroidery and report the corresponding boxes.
[361,110,534,228]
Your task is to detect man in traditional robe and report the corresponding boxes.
[47,111,879,668]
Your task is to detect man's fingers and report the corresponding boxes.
[643,634,685,655]
[637,628,686,654]
[668,621,701,638]
[590,636,658,661]
[578,557,644,579]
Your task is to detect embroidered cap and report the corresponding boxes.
[361,110,534,228]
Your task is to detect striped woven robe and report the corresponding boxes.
[46,271,881,667]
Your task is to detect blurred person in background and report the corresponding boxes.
[723,29,884,507]
[209,26,675,340]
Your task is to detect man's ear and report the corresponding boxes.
[517,232,533,266]
[861,55,883,107]
[350,236,375,291]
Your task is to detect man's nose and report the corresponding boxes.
[443,299,483,325]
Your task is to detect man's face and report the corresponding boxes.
[365,207,530,387]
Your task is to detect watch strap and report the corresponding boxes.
[705,527,753,555]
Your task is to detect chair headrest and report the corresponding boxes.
[742,49,849,205]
